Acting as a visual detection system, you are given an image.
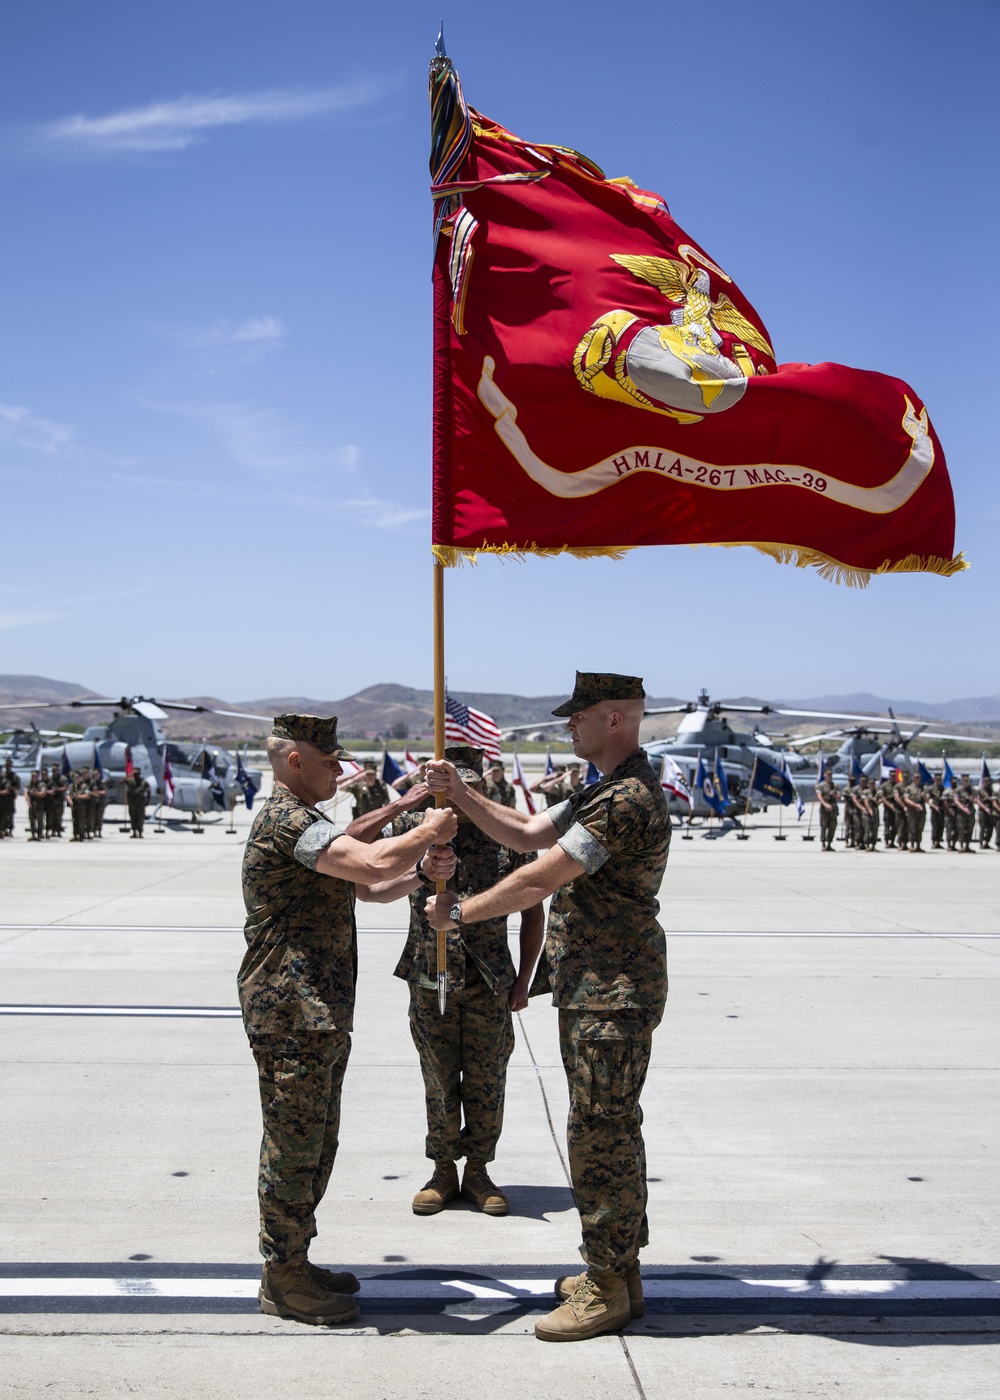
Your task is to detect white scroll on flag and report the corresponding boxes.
[512,752,537,815]
[660,755,693,808]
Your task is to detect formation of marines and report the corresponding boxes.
[240,674,670,1343]
[814,765,998,853]
[0,758,152,842]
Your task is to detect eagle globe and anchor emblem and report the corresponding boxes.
[572,246,775,423]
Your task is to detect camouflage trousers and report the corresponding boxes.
[559,1009,656,1279]
[819,809,837,848]
[929,809,944,847]
[408,969,515,1163]
[249,1031,351,1265]
[128,801,146,836]
[978,812,994,847]
[906,810,925,849]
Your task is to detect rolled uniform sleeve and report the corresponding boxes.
[292,819,345,870]
[555,789,646,877]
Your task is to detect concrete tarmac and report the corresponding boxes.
[0,796,997,1398]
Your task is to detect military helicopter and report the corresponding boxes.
[0,694,269,822]
[502,690,988,818]
[785,707,986,779]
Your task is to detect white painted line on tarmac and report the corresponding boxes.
[0,1005,241,1018]
[0,924,997,939]
[0,1276,997,1302]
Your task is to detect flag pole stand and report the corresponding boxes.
[433,558,448,1016]
[226,793,237,835]
[154,803,165,834]
[774,799,786,840]
[802,755,819,840]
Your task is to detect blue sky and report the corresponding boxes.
[0,0,996,704]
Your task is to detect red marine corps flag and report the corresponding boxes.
[428,40,963,586]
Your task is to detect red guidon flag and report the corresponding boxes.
[428,46,963,586]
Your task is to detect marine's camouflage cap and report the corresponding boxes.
[551,671,646,717]
[489,757,505,770]
[362,760,377,771]
[445,744,485,784]
[271,713,354,759]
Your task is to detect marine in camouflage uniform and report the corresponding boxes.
[391,746,543,1216]
[534,761,584,808]
[2,759,21,837]
[48,765,68,837]
[125,770,151,837]
[27,770,47,841]
[952,775,976,852]
[974,775,994,848]
[348,761,389,821]
[89,770,107,838]
[240,713,456,1327]
[68,772,88,841]
[425,673,671,1342]
[484,759,517,808]
[841,775,860,847]
[814,772,839,850]
[926,775,946,848]
[855,776,878,850]
[943,783,958,849]
[902,773,927,852]
[878,776,899,848]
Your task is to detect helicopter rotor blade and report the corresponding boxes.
[145,699,273,723]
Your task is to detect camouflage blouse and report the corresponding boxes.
[389,810,533,995]
[540,749,670,1017]
[239,784,357,1036]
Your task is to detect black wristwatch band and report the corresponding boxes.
[415,859,432,885]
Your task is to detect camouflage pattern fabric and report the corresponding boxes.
[392,811,533,1163]
[351,777,389,819]
[270,713,352,758]
[926,780,946,847]
[126,772,151,835]
[408,966,515,1162]
[904,782,926,849]
[249,1031,350,1264]
[879,780,899,846]
[952,784,976,850]
[88,779,106,838]
[391,811,532,994]
[975,785,994,847]
[535,750,670,1015]
[551,671,646,716]
[240,785,357,1035]
[0,774,13,837]
[484,776,517,808]
[815,777,839,848]
[27,777,47,839]
[560,1009,654,1276]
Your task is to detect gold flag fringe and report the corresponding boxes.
[432,543,632,567]
[433,540,968,585]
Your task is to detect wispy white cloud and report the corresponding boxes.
[31,82,385,155]
[176,316,288,350]
[138,394,358,477]
[0,586,145,631]
[0,402,77,455]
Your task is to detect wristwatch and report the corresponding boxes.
[449,901,463,926]
[415,858,432,885]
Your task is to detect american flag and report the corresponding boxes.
[444,695,501,761]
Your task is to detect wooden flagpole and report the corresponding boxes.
[433,559,448,1014]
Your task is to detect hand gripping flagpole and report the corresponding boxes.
[433,558,448,1015]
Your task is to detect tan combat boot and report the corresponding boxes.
[412,1160,460,1215]
[535,1270,630,1342]
[258,1261,360,1326]
[461,1159,509,1216]
[306,1262,360,1295]
[555,1260,644,1318]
